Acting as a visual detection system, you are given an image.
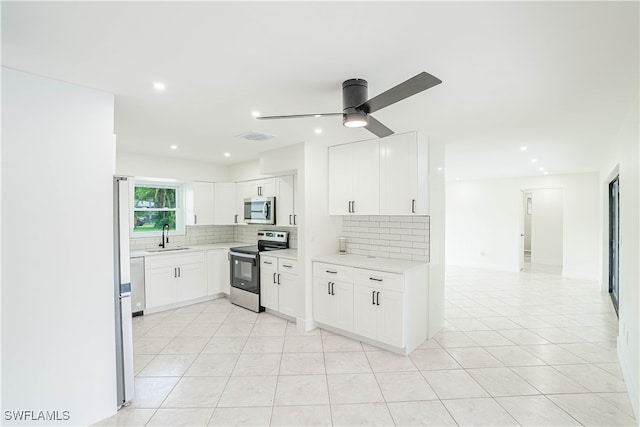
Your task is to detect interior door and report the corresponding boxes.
[609,176,620,315]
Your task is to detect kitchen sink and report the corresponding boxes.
[146,247,190,253]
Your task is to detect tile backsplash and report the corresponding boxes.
[341,215,429,262]
[233,224,298,249]
[130,224,298,251]
[129,225,234,251]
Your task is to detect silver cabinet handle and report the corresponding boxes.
[234,214,238,224]
[369,277,383,282]
[282,264,292,268]
[174,268,177,278]
[348,201,352,213]
[178,267,181,278]
[277,274,281,285]
[372,290,376,305]
[412,199,416,214]
[327,282,331,294]
[352,201,356,213]
[289,214,292,225]
[273,272,277,283]
[331,282,335,295]
[293,215,297,225]
[264,261,273,265]
[326,270,337,274]
[376,291,380,306]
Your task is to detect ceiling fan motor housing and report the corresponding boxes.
[342,78,369,127]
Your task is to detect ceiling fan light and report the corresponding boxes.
[343,111,368,128]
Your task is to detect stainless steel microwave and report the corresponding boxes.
[244,197,276,224]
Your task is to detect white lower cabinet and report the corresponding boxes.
[206,249,230,295]
[145,252,206,311]
[313,259,429,354]
[313,278,354,331]
[353,285,403,347]
[260,256,300,318]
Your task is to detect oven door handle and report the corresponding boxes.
[230,251,258,266]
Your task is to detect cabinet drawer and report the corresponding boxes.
[314,262,354,282]
[354,268,404,292]
[261,256,277,269]
[145,251,205,270]
[278,258,298,274]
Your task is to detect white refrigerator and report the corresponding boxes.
[114,176,135,407]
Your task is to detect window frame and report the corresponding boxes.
[130,179,186,238]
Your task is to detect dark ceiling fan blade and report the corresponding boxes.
[256,113,342,120]
[356,72,442,114]
[364,115,394,138]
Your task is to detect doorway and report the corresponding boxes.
[520,188,564,272]
[608,176,620,315]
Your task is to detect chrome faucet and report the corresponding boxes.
[159,223,170,248]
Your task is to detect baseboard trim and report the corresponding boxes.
[617,336,639,419]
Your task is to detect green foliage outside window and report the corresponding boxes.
[133,185,177,232]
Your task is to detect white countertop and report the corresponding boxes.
[260,248,298,260]
[131,242,247,258]
[312,253,427,274]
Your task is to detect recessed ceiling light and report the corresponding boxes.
[251,111,260,117]
[170,145,177,150]
[154,82,166,91]
[437,167,444,171]
[531,158,538,163]
[224,152,231,157]
[520,146,528,151]
[539,167,545,171]
[314,128,322,134]
[544,171,549,175]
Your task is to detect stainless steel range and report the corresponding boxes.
[229,231,288,312]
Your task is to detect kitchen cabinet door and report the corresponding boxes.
[176,262,206,302]
[332,280,355,331]
[145,266,177,309]
[380,132,428,215]
[313,277,334,325]
[377,290,404,347]
[186,181,215,225]
[328,143,354,215]
[353,285,379,340]
[276,175,296,226]
[206,250,230,295]
[214,183,237,225]
[260,257,278,311]
[278,272,298,318]
[328,139,379,215]
[260,178,276,197]
[350,139,380,215]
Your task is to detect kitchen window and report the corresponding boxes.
[132,180,185,236]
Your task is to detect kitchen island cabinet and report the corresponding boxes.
[312,254,440,355]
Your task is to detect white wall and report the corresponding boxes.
[2,68,117,425]
[302,141,342,329]
[530,188,563,266]
[446,173,600,280]
[116,150,229,182]
[228,159,271,182]
[599,95,639,418]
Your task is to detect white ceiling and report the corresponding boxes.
[2,1,638,180]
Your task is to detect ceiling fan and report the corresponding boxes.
[255,72,442,138]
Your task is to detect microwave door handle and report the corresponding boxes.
[263,202,268,218]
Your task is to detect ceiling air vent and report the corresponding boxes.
[235,131,275,141]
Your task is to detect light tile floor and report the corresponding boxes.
[96,265,638,426]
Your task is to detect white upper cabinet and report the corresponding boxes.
[244,178,276,197]
[213,182,237,225]
[379,132,428,215]
[276,175,296,226]
[329,139,380,215]
[186,181,215,226]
